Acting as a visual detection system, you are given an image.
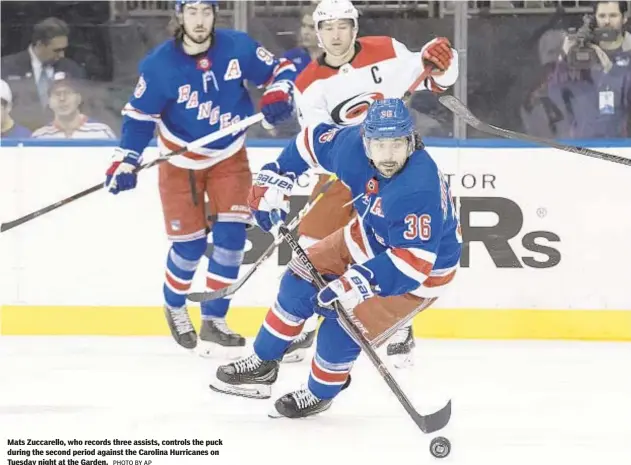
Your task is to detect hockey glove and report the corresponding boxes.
[105,148,141,195]
[247,162,295,232]
[316,265,376,316]
[422,37,453,75]
[260,80,294,126]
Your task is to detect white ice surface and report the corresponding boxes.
[1,337,630,465]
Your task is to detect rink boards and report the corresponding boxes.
[1,139,631,340]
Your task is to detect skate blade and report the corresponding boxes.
[267,406,285,419]
[197,339,244,360]
[281,349,305,364]
[209,379,271,399]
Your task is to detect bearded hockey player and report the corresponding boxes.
[209,98,462,419]
[104,0,296,357]
[283,0,459,368]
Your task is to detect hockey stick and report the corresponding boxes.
[403,64,433,101]
[0,113,265,233]
[187,174,338,303]
[439,95,631,166]
[269,210,451,434]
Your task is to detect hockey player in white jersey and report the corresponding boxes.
[283,0,459,367]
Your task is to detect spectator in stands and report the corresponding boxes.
[1,79,32,139]
[520,29,573,138]
[32,73,115,139]
[1,17,86,130]
[283,5,322,75]
[549,1,631,138]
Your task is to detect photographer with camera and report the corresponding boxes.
[549,1,631,138]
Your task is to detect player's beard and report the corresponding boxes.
[374,160,404,178]
[181,23,214,54]
[185,27,212,44]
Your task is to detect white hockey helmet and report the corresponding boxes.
[313,0,359,53]
[313,0,359,30]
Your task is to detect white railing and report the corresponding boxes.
[117,0,631,20]
[252,0,432,14]
[439,1,631,17]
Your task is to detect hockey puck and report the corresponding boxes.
[429,436,451,459]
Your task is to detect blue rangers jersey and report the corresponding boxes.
[276,124,462,298]
[120,29,296,170]
[283,47,313,75]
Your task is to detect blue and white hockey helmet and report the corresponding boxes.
[175,0,217,13]
[362,98,414,140]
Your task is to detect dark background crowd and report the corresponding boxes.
[1,0,630,140]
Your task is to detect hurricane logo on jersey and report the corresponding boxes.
[331,92,385,126]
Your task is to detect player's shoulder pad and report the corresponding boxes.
[299,123,360,168]
[305,122,344,153]
[139,39,179,73]
[213,29,256,55]
[357,36,396,49]
[295,60,337,93]
[353,36,397,67]
[311,123,360,146]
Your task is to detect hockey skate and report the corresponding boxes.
[386,324,415,368]
[269,388,333,419]
[164,305,197,349]
[281,330,316,363]
[197,317,246,359]
[209,353,279,399]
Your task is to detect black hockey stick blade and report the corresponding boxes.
[187,242,277,302]
[415,399,451,434]
[439,95,631,166]
[359,330,451,433]
[187,285,233,303]
[271,212,451,434]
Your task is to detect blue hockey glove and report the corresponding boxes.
[316,265,376,316]
[247,162,295,232]
[260,80,294,126]
[105,148,142,195]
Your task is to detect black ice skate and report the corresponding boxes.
[269,388,333,419]
[281,329,316,363]
[164,305,197,349]
[386,324,416,368]
[197,317,246,359]
[209,353,279,399]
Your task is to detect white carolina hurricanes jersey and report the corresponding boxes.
[294,36,459,127]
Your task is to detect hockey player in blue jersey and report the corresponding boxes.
[209,98,462,418]
[104,0,296,357]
